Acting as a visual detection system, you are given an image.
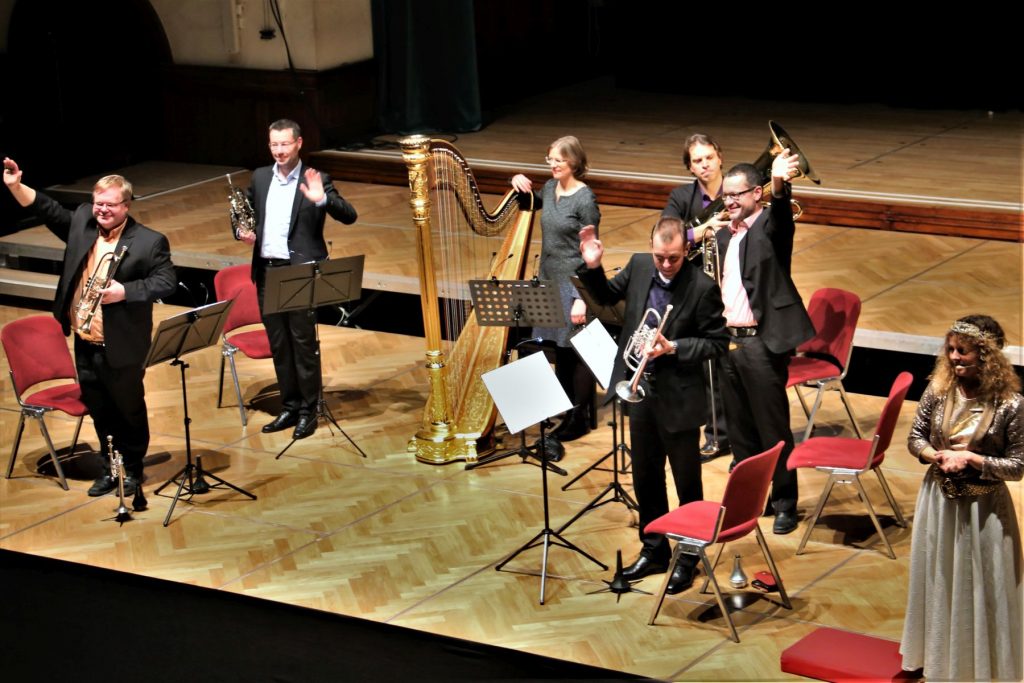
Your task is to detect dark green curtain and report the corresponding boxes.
[371,0,482,134]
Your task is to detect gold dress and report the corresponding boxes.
[900,384,1023,681]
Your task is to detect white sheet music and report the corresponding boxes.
[570,318,617,390]
[481,352,571,434]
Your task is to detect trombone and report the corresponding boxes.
[616,305,673,403]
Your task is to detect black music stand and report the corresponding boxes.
[262,255,367,460]
[463,278,565,474]
[485,352,607,604]
[149,300,257,527]
[556,317,639,535]
[560,275,634,489]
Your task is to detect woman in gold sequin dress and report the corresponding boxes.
[900,314,1023,681]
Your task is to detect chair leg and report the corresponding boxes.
[801,384,827,442]
[6,412,27,478]
[649,543,683,625]
[69,415,84,453]
[792,385,812,420]
[698,547,739,643]
[226,351,247,426]
[874,468,906,528]
[754,524,792,610]
[217,351,226,408]
[796,475,837,555]
[35,414,69,491]
[836,381,863,439]
[853,475,895,559]
[699,542,727,595]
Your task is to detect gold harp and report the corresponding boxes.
[400,136,537,465]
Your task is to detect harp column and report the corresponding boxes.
[401,135,457,464]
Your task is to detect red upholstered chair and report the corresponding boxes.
[1,315,88,490]
[787,371,913,559]
[787,288,863,442]
[213,263,272,426]
[645,441,790,642]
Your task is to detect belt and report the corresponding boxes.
[727,326,759,337]
[75,336,105,348]
[260,257,291,268]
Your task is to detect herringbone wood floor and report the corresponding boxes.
[2,301,1020,680]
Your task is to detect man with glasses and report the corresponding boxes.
[715,151,814,534]
[236,119,358,440]
[663,133,732,462]
[576,216,728,593]
[3,157,176,496]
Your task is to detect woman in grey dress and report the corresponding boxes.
[900,314,1022,681]
[511,136,600,440]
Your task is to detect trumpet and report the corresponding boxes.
[227,173,255,240]
[107,435,132,523]
[75,245,127,335]
[616,305,673,403]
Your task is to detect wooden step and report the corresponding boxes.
[0,267,58,300]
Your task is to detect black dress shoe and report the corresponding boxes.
[666,562,698,595]
[122,474,141,497]
[773,508,799,535]
[262,410,299,433]
[293,415,317,440]
[87,475,117,497]
[621,554,669,581]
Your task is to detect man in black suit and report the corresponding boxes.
[576,216,728,593]
[236,119,358,440]
[3,158,176,496]
[715,151,814,534]
[662,132,732,461]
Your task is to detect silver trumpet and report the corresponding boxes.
[107,435,132,523]
[729,553,748,588]
[615,305,673,403]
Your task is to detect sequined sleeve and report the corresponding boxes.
[981,393,1024,482]
[907,384,940,461]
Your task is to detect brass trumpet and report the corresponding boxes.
[75,245,127,335]
[616,304,673,403]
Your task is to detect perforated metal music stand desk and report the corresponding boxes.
[464,278,566,473]
[262,255,368,460]
[148,300,257,526]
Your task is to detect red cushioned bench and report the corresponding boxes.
[780,627,921,682]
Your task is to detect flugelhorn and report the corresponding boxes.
[75,245,127,335]
[616,305,673,403]
[227,173,255,240]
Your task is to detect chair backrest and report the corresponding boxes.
[1,316,77,396]
[720,441,785,533]
[797,288,861,371]
[868,371,914,468]
[214,263,261,333]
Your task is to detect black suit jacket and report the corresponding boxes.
[32,193,177,368]
[246,164,357,282]
[663,182,704,223]
[715,185,814,354]
[578,256,728,432]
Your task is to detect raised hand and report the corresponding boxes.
[579,225,603,268]
[300,167,326,204]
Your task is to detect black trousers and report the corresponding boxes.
[628,389,702,562]
[257,267,320,416]
[717,335,797,512]
[74,337,149,477]
[702,359,729,447]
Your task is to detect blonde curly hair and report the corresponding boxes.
[930,314,1021,402]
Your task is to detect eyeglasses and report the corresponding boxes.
[722,187,757,201]
[93,200,126,209]
[544,156,568,166]
[269,141,297,150]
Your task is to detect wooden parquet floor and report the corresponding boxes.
[2,303,1020,680]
